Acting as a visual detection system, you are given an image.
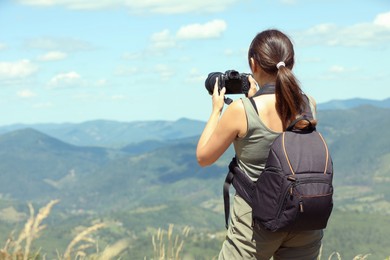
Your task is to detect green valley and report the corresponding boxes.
[0,104,389,259]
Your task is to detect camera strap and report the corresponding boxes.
[249,83,275,114]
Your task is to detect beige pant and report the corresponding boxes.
[219,194,323,260]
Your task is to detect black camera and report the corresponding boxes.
[205,70,251,95]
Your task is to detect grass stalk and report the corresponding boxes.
[63,222,106,260]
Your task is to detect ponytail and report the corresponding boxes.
[275,65,304,129]
[248,29,317,130]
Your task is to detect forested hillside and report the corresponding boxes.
[0,105,389,259]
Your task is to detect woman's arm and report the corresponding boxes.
[196,82,246,167]
[307,95,317,119]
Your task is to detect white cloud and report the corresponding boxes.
[329,65,346,73]
[38,51,68,61]
[328,65,359,74]
[176,19,227,40]
[18,0,53,5]
[122,51,143,60]
[155,64,175,81]
[374,11,390,28]
[297,12,390,47]
[280,0,297,5]
[72,93,95,100]
[17,0,239,14]
[115,66,139,76]
[17,89,37,98]
[186,68,204,83]
[127,0,239,14]
[0,60,38,79]
[149,19,227,52]
[95,79,107,87]
[150,29,176,50]
[223,48,247,58]
[0,43,6,50]
[48,71,82,88]
[224,49,234,56]
[305,23,336,35]
[17,0,119,9]
[72,93,126,102]
[47,72,106,88]
[111,95,126,100]
[26,37,92,51]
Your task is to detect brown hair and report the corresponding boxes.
[248,29,316,130]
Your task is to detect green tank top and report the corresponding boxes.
[233,96,317,181]
[233,98,280,181]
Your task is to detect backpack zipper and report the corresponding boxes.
[276,181,295,219]
[276,177,332,219]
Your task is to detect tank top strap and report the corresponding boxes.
[241,98,262,132]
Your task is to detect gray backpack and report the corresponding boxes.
[223,87,333,232]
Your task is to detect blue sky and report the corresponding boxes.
[0,0,389,125]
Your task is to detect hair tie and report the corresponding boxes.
[276,61,285,69]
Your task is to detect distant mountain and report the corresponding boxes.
[0,106,389,211]
[318,97,390,110]
[0,126,227,209]
[0,118,205,148]
[1,106,390,260]
[316,105,390,186]
[0,98,389,147]
[0,128,114,202]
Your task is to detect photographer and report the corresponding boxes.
[196,29,322,259]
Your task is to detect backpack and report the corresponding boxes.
[223,86,334,232]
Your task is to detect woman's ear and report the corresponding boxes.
[250,57,257,73]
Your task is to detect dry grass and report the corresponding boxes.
[60,225,129,260]
[352,255,371,260]
[0,201,128,260]
[97,239,129,260]
[322,250,371,260]
[0,201,387,260]
[152,224,190,260]
[62,222,106,260]
[325,251,341,260]
[0,199,59,260]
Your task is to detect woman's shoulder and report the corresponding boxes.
[226,98,245,112]
[306,94,317,106]
[220,98,248,136]
[227,97,257,116]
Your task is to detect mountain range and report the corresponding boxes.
[317,97,390,110]
[0,118,205,148]
[0,98,390,258]
[0,99,389,212]
[0,97,389,148]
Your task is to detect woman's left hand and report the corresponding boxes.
[212,77,226,114]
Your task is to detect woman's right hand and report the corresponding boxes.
[247,75,258,98]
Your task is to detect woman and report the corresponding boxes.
[196,29,323,260]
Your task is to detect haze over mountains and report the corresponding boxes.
[317,97,390,110]
[1,97,389,147]
[0,97,390,258]
[0,97,389,210]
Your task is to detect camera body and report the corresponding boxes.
[205,70,251,95]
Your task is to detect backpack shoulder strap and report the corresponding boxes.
[223,170,234,229]
[223,157,255,229]
[286,95,316,131]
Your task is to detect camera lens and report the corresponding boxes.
[205,72,222,95]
